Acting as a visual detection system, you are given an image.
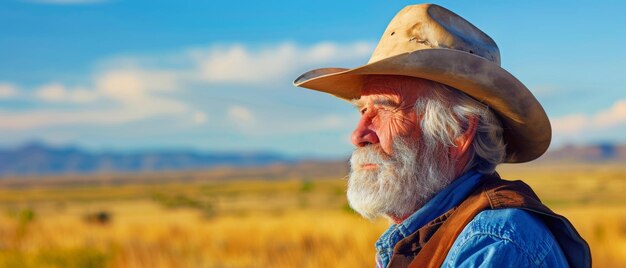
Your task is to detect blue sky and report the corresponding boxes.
[1,0,625,157]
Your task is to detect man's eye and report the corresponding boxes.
[360,108,367,115]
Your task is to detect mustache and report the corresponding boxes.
[350,144,392,170]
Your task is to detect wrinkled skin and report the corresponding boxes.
[351,75,476,180]
[351,76,425,171]
[352,77,423,151]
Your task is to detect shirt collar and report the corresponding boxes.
[375,170,485,265]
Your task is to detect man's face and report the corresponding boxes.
[351,75,427,158]
[347,76,455,221]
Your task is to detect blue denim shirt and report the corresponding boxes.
[375,170,569,268]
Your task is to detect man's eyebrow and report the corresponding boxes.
[371,98,400,108]
[351,98,400,110]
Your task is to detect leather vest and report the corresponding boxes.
[386,173,591,268]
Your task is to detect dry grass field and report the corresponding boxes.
[0,162,624,267]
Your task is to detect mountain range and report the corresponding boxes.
[0,142,291,177]
[0,142,624,178]
[538,143,626,162]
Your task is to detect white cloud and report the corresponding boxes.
[236,111,356,136]
[95,68,182,102]
[35,83,99,103]
[1,41,374,131]
[193,111,208,125]
[0,83,18,99]
[35,83,65,102]
[551,99,626,137]
[551,114,587,134]
[2,65,191,130]
[191,41,373,84]
[227,105,255,129]
[531,85,560,97]
[278,113,356,134]
[595,100,626,128]
[0,97,188,130]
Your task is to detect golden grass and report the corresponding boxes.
[0,162,624,267]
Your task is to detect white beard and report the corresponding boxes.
[347,137,455,220]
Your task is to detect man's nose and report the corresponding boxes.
[351,116,379,147]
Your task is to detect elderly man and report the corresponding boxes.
[294,4,590,268]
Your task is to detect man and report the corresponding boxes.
[294,4,590,268]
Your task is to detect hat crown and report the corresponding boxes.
[368,4,500,65]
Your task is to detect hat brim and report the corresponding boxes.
[293,48,551,163]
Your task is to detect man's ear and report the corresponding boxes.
[450,116,479,160]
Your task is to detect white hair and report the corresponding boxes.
[347,77,507,220]
[348,135,454,220]
[416,80,506,174]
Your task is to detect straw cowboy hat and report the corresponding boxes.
[293,3,550,163]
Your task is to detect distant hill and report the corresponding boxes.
[0,142,292,177]
[1,142,624,178]
[541,143,626,162]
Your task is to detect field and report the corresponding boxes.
[0,162,625,267]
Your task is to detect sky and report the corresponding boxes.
[0,0,625,157]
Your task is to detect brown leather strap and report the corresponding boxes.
[407,185,492,268]
[403,174,591,268]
